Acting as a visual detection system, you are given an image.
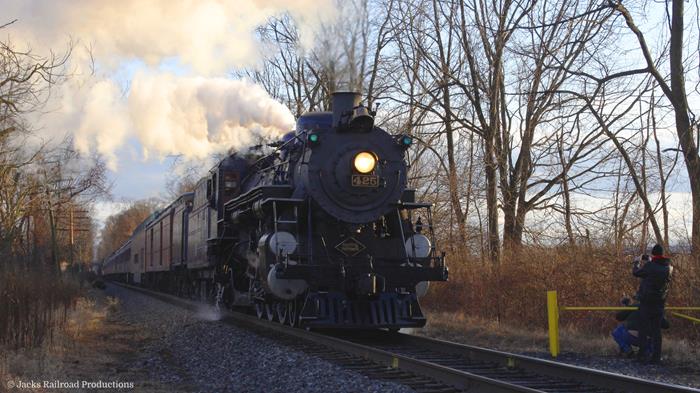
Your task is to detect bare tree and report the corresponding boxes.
[1,30,108,271]
[389,0,618,261]
[608,1,700,261]
[246,0,396,116]
[1,34,69,261]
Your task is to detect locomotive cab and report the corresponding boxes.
[207,155,249,219]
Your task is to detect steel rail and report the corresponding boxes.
[109,282,699,393]
[227,315,544,393]
[367,332,700,393]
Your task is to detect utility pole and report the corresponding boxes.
[69,206,74,268]
[56,208,91,269]
[46,188,59,272]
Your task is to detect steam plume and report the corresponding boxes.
[5,0,335,168]
[129,73,295,159]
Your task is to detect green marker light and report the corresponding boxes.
[308,133,319,143]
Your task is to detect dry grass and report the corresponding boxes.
[0,268,81,350]
[417,312,549,353]
[1,291,105,381]
[63,298,108,341]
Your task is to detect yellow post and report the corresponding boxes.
[547,290,560,358]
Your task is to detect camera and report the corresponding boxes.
[633,254,648,265]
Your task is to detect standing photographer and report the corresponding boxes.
[632,244,673,364]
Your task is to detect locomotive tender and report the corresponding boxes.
[102,92,448,329]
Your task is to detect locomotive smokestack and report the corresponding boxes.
[331,91,361,128]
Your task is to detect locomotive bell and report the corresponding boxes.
[349,105,374,132]
[331,92,374,132]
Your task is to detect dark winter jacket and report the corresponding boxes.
[615,304,669,331]
[633,256,673,306]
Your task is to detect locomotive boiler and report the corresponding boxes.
[102,91,448,330]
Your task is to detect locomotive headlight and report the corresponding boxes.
[353,152,377,174]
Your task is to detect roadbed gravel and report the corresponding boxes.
[103,283,415,393]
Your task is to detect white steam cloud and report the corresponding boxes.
[5,0,335,168]
[128,73,295,160]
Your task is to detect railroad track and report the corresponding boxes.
[109,282,699,393]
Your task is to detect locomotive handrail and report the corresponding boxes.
[243,130,305,184]
[276,256,446,277]
[392,202,433,209]
[224,185,294,212]
[261,197,305,203]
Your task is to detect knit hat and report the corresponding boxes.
[651,244,664,256]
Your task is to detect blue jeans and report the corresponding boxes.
[612,324,640,353]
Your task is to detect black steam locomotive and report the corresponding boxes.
[102,92,448,329]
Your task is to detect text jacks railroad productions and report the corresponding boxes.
[6,380,135,390]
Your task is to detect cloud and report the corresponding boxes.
[6,0,335,75]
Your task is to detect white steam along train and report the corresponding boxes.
[102,92,448,329]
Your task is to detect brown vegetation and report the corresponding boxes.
[0,269,79,349]
[96,200,160,260]
[422,246,700,343]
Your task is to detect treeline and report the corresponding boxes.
[0,31,106,349]
[246,0,700,265]
[96,199,160,261]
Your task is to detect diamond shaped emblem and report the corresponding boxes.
[335,237,366,256]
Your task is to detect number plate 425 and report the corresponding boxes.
[351,174,379,187]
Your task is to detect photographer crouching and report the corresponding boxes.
[632,244,673,364]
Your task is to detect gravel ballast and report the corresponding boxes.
[104,284,415,393]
